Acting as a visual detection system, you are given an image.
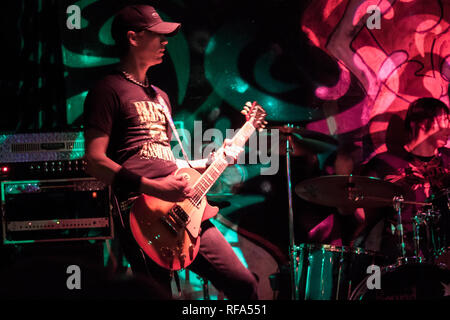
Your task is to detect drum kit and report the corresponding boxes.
[271,125,450,300]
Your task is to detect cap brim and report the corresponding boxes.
[146,22,181,36]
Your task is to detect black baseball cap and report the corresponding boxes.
[111,5,181,41]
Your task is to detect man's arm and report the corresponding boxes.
[84,128,193,202]
[84,128,121,184]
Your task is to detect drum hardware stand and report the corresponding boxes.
[395,199,436,265]
[412,214,423,262]
[393,195,412,265]
[346,179,362,203]
[413,208,442,263]
[284,124,298,300]
[201,276,211,300]
[412,210,434,263]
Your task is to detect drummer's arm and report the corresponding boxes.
[335,206,365,221]
[350,160,383,234]
[354,208,365,224]
[352,208,368,239]
[335,206,382,242]
[352,207,388,241]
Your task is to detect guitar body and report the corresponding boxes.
[129,101,266,271]
[129,168,219,271]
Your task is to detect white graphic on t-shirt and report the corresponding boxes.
[132,100,175,162]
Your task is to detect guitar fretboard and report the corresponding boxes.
[191,121,256,205]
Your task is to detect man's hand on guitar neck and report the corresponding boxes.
[176,139,244,170]
[209,139,244,166]
[141,174,195,202]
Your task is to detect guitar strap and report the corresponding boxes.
[153,86,193,168]
[153,92,187,296]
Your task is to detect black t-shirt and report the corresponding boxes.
[83,71,178,180]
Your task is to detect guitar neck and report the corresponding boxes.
[192,121,256,202]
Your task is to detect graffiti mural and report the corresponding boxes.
[302,0,450,160]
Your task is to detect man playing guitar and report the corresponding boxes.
[84,5,259,299]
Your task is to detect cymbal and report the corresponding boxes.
[295,175,403,209]
[266,125,338,156]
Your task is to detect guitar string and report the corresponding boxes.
[179,121,258,218]
[182,159,227,214]
[186,123,252,208]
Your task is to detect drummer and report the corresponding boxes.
[358,97,450,261]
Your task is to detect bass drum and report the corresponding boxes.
[350,263,450,300]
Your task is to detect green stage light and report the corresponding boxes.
[205,22,315,122]
[62,45,119,68]
[66,90,88,125]
[98,15,115,46]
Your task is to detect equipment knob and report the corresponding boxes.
[179,253,186,269]
[189,244,195,260]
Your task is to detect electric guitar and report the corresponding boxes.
[129,101,267,270]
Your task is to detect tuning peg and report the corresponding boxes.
[241,109,248,115]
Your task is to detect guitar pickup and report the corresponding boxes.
[170,205,190,225]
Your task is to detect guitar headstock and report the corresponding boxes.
[241,101,267,131]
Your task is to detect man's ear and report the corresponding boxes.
[126,30,139,47]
